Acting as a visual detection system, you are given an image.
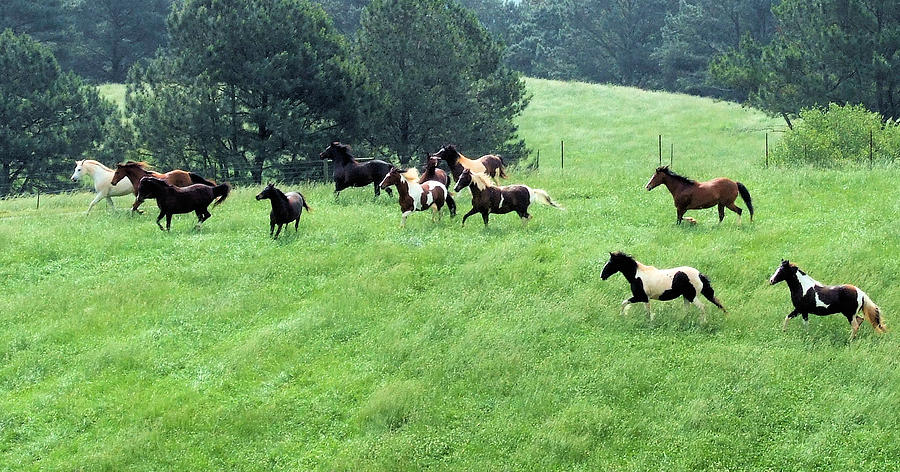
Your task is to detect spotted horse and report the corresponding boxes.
[600,252,726,322]
[769,259,885,340]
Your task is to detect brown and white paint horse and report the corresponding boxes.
[646,166,753,225]
[601,252,726,322]
[419,155,455,216]
[453,169,562,227]
[110,161,215,214]
[769,260,885,340]
[434,144,507,181]
[379,167,447,227]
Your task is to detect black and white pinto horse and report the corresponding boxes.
[769,260,885,340]
[319,142,394,199]
[601,252,726,322]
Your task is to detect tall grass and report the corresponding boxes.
[1,78,899,470]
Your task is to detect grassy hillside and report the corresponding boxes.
[2,78,900,470]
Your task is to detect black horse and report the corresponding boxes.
[320,142,394,199]
[255,183,310,239]
[137,176,230,231]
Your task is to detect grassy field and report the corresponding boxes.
[2,78,899,470]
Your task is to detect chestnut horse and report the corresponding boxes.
[137,176,230,231]
[256,183,311,239]
[645,166,754,225]
[453,169,562,227]
[419,155,455,216]
[110,161,216,214]
[769,259,885,341]
[379,167,447,227]
[434,144,507,181]
[320,142,394,199]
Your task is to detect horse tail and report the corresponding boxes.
[860,291,886,333]
[699,273,727,313]
[189,172,216,186]
[497,155,508,179]
[300,193,312,213]
[736,182,754,221]
[531,188,564,210]
[213,182,231,206]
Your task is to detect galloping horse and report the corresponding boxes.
[256,183,311,239]
[137,176,230,231]
[601,252,726,322]
[420,155,456,216]
[769,259,885,340]
[110,161,216,214]
[70,159,133,213]
[645,166,754,225]
[379,167,447,227]
[434,144,507,181]
[453,169,562,227]
[320,142,394,199]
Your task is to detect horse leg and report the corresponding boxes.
[461,208,478,227]
[106,195,115,210]
[274,224,283,239]
[373,182,380,199]
[384,186,393,197]
[645,303,653,321]
[801,313,809,330]
[431,204,438,223]
[131,197,145,215]
[165,214,172,231]
[691,298,707,323]
[401,210,412,228]
[849,315,863,341]
[156,211,165,231]
[295,218,300,232]
[676,206,687,225]
[717,204,725,223]
[726,202,743,225]
[446,194,457,217]
[481,211,490,227]
[782,309,800,331]
[87,193,104,214]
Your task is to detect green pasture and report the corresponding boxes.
[1,78,899,470]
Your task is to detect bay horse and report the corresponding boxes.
[255,183,311,239]
[379,167,447,227]
[70,159,133,213]
[110,161,216,214]
[434,144,507,181]
[769,259,885,340]
[420,155,456,216]
[136,176,231,231]
[319,142,394,199]
[453,169,562,227]
[601,252,726,322]
[645,166,754,225]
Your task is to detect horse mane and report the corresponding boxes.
[81,159,113,172]
[331,142,356,162]
[401,168,420,182]
[610,251,635,262]
[470,172,495,190]
[657,166,695,185]
[122,161,152,170]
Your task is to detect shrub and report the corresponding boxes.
[772,103,900,167]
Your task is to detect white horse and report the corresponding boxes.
[71,159,134,213]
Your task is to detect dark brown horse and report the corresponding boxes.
[645,166,754,225]
[137,176,230,231]
[379,167,447,227]
[419,155,456,216]
[255,183,310,239]
[453,169,562,227]
[434,145,507,181]
[320,142,394,199]
[110,161,215,214]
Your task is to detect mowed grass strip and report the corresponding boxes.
[1,78,899,470]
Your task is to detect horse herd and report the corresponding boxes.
[69,141,885,341]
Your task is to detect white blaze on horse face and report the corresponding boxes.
[769,266,783,285]
[71,162,84,181]
[378,173,391,189]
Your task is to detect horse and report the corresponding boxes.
[110,161,216,214]
[70,159,134,213]
[319,142,394,199]
[645,166,754,225]
[379,167,447,227]
[255,183,311,239]
[136,176,231,231]
[769,259,885,340]
[600,252,726,322]
[420,155,456,216]
[453,169,562,227]
[434,144,507,181]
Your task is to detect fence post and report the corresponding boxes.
[36,189,40,210]
[658,135,662,166]
[560,140,564,169]
[322,159,329,180]
[765,133,769,168]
